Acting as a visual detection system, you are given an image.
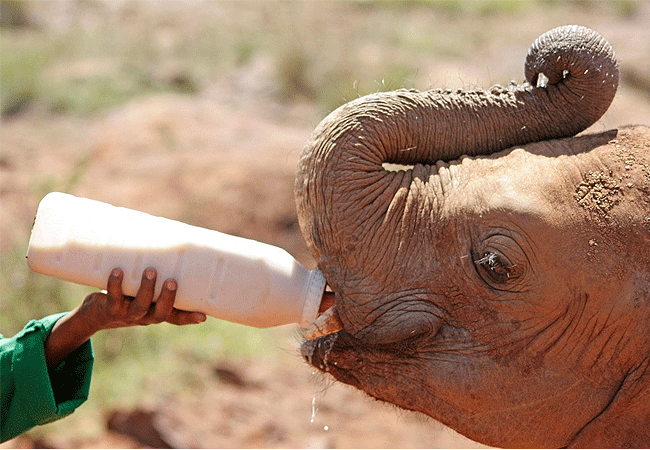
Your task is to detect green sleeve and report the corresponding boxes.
[1,313,94,443]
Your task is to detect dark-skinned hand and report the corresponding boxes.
[44,267,206,368]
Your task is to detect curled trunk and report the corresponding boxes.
[295,25,618,327]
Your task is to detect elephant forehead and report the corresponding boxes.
[453,148,572,217]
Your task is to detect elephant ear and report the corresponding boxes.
[295,25,618,323]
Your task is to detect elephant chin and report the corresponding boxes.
[301,332,364,389]
[301,333,337,371]
[301,333,346,383]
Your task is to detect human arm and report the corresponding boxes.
[0,312,92,443]
[1,267,206,442]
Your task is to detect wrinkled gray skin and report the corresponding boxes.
[296,25,650,448]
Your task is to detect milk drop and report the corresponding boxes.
[26,192,326,329]
[311,395,317,423]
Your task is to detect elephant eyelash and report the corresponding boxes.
[474,252,499,267]
[474,252,512,281]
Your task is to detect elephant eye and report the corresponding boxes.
[473,233,529,291]
[475,251,513,285]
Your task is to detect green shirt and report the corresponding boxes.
[0,313,94,442]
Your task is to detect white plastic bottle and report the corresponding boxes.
[26,192,327,329]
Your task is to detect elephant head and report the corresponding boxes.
[296,25,650,448]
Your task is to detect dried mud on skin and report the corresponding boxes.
[575,170,621,214]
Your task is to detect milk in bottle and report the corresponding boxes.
[26,192,327,329]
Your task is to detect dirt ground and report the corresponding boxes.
[4,355,485,449]
[2,1,650,448]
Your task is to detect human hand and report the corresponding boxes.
[82,267,207,331]
[44,267,206,368]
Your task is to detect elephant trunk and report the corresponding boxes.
[522,24,618,140]
[295,25,618,318]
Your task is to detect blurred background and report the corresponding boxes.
[1,0,649,447]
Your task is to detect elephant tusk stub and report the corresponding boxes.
[304,304,343,339]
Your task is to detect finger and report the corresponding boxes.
[165,309,207,326]
[152,278,177,322]
[107,268,125,302]
[130,267,157,318]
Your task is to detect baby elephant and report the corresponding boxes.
[296,25,650,448]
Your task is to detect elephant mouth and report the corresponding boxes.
[301,287,363,384]
[303,291,344,339]
[300,331,365,388]
[300,289,350,378]
[301,332,339,371]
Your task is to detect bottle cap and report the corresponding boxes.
[299,269,327,329]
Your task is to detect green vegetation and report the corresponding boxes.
[0,243,76,335]
[0,32,45,116]
[0,0,532,118]
[1,2,216,116]
[2,0,639,119]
